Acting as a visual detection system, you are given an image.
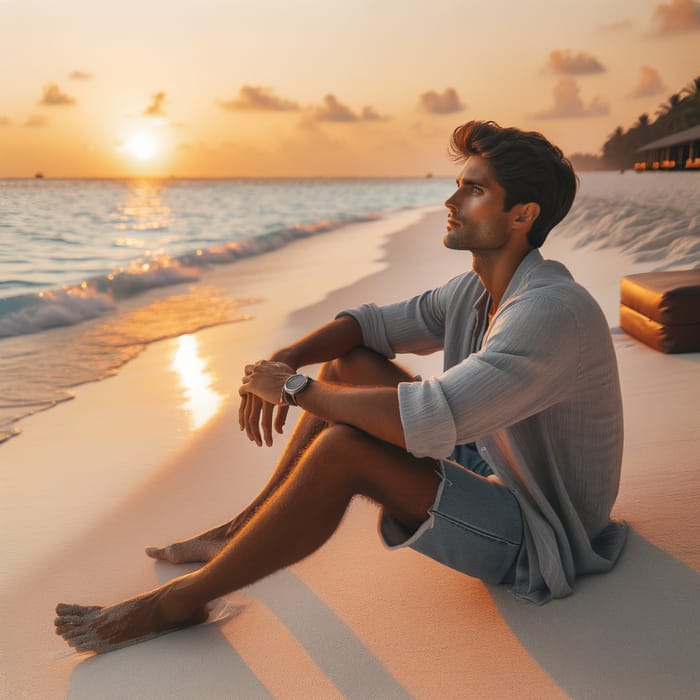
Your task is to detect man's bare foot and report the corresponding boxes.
[54,579,209,654]
[145,520,237,564]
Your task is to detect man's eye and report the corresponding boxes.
[471,185,482,194]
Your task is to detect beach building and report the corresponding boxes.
[634,123,700,171]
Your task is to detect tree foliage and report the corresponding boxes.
[600,76,700,170]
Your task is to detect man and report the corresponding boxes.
[55,121,627,654]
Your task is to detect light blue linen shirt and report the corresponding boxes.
[340,249,627,603]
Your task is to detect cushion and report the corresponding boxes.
[620,305,700,354]
[620,271,700,325]
[620,270,700,353]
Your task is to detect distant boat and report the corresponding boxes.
[425,173,433,179]
[34,172,44,179]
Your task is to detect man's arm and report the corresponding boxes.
[298,382,406,448]
[239,315,367,446]
[270,315,364,371]
[239,360,405,449]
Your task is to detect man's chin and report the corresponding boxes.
[443,233,468,251]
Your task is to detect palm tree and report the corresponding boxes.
[655,93,682,120]
[678,77,700,128]
[655,92,694,134]
[680,76,700,99]
[602,126,629,169]
[634,114,650,128]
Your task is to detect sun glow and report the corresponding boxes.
[123,132,158,161]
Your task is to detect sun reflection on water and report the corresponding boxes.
[171,334,223,430]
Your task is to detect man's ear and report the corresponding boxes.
[512,202,541,226]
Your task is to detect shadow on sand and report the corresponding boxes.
[64,567,412,700]
[490,529,700,699]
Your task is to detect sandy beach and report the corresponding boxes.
[1,208,699,699]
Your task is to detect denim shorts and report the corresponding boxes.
[379,443,523,585]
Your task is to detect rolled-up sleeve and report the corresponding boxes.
[337,279,461,358]
[398,297,580,457]
[398,378,457,458]
[337,303,397,358]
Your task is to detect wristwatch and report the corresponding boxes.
[281,373,312,406]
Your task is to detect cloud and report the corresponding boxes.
[651,0,700,33]
[0,116,11,126]
[311,94,387,122]
[144,91,166,117]
[533,79,609,119]
[360,106,388,121]
[628,65,666,97]
[418,88,464,114]
[24,115,49,127]
[219,85,300,112]
[39,83,76,106]
[69,70,93,80]
[600,19,634,31]
[545,50,605,75]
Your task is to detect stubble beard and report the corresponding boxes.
[444,217,510,253]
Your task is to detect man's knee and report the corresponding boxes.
[305,424,378,491]
[311,423,369,461]
[323,347,411,386]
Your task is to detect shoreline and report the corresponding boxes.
[0,206,441,596]
[2,207,698,699]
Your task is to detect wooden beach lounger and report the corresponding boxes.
[620,270,700,353]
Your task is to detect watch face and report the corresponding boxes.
[285,374,308,393]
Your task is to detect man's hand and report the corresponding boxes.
[239,361,294,446]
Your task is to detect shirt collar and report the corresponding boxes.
[499,248,544,308]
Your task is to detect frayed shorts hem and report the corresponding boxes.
[379,458,522,585]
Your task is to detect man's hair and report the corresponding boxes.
[449,120,578,248]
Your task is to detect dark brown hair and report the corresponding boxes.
[449,121,578,248]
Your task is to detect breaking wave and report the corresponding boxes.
[0,214,378,339]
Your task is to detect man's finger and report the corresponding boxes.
[243,394,256,443]
[239,393,247,431]
[274,404,289,434]
[261,401,274,446]
[246,395,263,446]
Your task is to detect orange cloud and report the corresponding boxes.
[419,88,464,114]
[311,94,387,122]
[628,65,666,97]
[24,115,49,127]
[651,0,700,33]
[144,91,166,117]
[0,116,11,126]
[360,106,387,121]
[219,85,300,112]
[68,70,93,80]
[546,50,605,75]
[39,83,76,106]
[534,79,609,118]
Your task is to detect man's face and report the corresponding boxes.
[443,156,511,252]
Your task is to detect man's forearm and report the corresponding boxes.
[271,315,364,370]
[295,381,406,449]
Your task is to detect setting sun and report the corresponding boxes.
[124,132,158,161]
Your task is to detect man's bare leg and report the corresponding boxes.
[145,348,414,564]
[56,423,440,654]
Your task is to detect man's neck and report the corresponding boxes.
[472,248,531,314]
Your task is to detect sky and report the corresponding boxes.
[0,0,698,177]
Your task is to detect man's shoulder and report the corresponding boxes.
[501,257,608,337]
[520,258,600,312]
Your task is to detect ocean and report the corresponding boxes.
[0,173,698,444]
